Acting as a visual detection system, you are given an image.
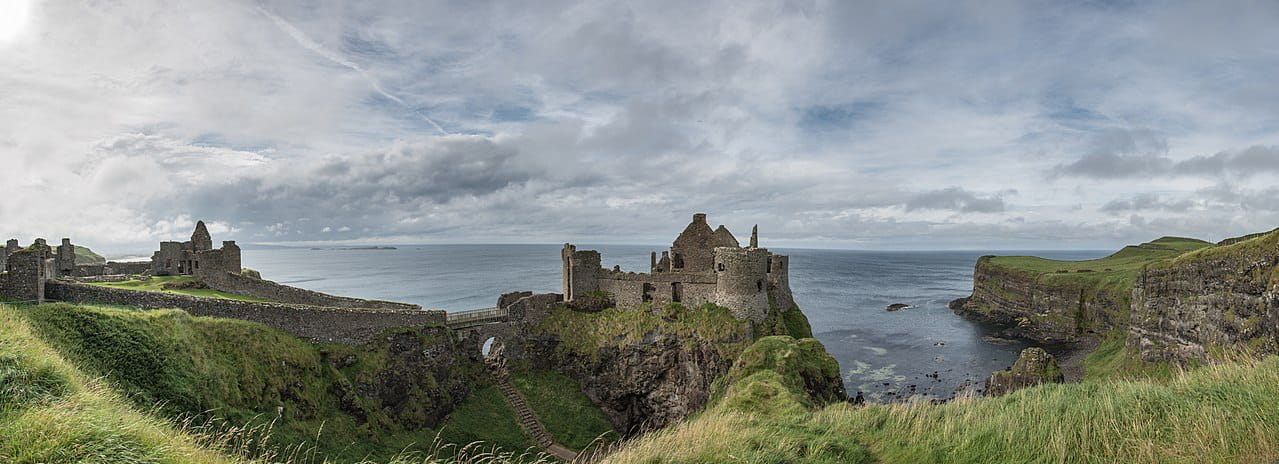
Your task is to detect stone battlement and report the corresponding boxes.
[561,213,791,323]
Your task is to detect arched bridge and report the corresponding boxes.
[445,306,508,329]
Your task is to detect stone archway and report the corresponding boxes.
[481,336,497,357]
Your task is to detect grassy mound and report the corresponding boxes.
[606,347,1279,464]
[87,276,266,301]
[73,245,107,265]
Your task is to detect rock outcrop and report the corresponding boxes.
[536,328,738,434]
[1129,233,1279,364]
[985,347,1064,396]
[337,326,481,429]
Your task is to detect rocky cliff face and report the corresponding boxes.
[530,328,738,434]
[521,298,823,435]
[1129,235,1279,364]
[955,257,1125,343]
[335,327,481,429]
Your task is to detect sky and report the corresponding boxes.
[1,0,1278,254]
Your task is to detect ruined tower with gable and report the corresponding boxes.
[561,213,794,323]
[150,221,241,277]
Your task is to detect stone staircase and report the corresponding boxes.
[488,363,579,462]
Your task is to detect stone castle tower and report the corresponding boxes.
[561,213,792,322]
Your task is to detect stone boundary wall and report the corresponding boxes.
[74,261,151,277]
[46,282,445,345]
[201,271,420,310]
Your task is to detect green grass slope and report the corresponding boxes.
[6,301,606,463]
[73,245,107,265]
[0,305,238,463]
[606,340,1279,464]
[88,276,267,301]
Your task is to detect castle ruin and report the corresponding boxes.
[561,213,794,322]
[149,220,242,277]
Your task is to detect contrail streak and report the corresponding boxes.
[255,6,449,135]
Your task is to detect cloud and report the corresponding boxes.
[3,1,1279,251]
[1171,145,1279,178]
[1049,129,1171,179]
[904,187,1007,213]
[1100,193,1196,214]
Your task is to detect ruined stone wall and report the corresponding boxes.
[200,271,420,310]
[74,261,152,277]
[713,247,770,322]
[152,241,186,276]
[670,213,717,272]
[0,248,47,303]
[767,254,795,310]
[1128,237,1279,364]
[55,239,76,277]
[596,275,717,309]
[561,244,601,301]
[0,239,15,270]
[45,282,444,345]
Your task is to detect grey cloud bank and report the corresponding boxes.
[1,0,1278,254]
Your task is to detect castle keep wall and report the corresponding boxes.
[46,282,444,345]
[713,247,770,322]
[597,276,717,309]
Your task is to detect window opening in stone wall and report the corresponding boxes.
[717,262,725,272]
[756,280,763,292]
[671,282,682,302]
[766,258,772,273]
[673,253,684,269]
[642,283,655,302]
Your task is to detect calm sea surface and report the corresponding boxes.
[242,245,1106,401]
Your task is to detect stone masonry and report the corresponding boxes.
[561,213,793,323]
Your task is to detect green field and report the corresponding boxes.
[87,275,266,302]
[988,236,1212,279]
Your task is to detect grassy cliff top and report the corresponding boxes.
[87,276,266,302]
[984,236,1213,278]
[1154,226,1279,270]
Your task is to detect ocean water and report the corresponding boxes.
[242,245,1107,401]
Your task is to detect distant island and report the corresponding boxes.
[308,246,398,250]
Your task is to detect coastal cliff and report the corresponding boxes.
[1129,230,1279,364]
[955,237,1213,344]
[525,296,820,434]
